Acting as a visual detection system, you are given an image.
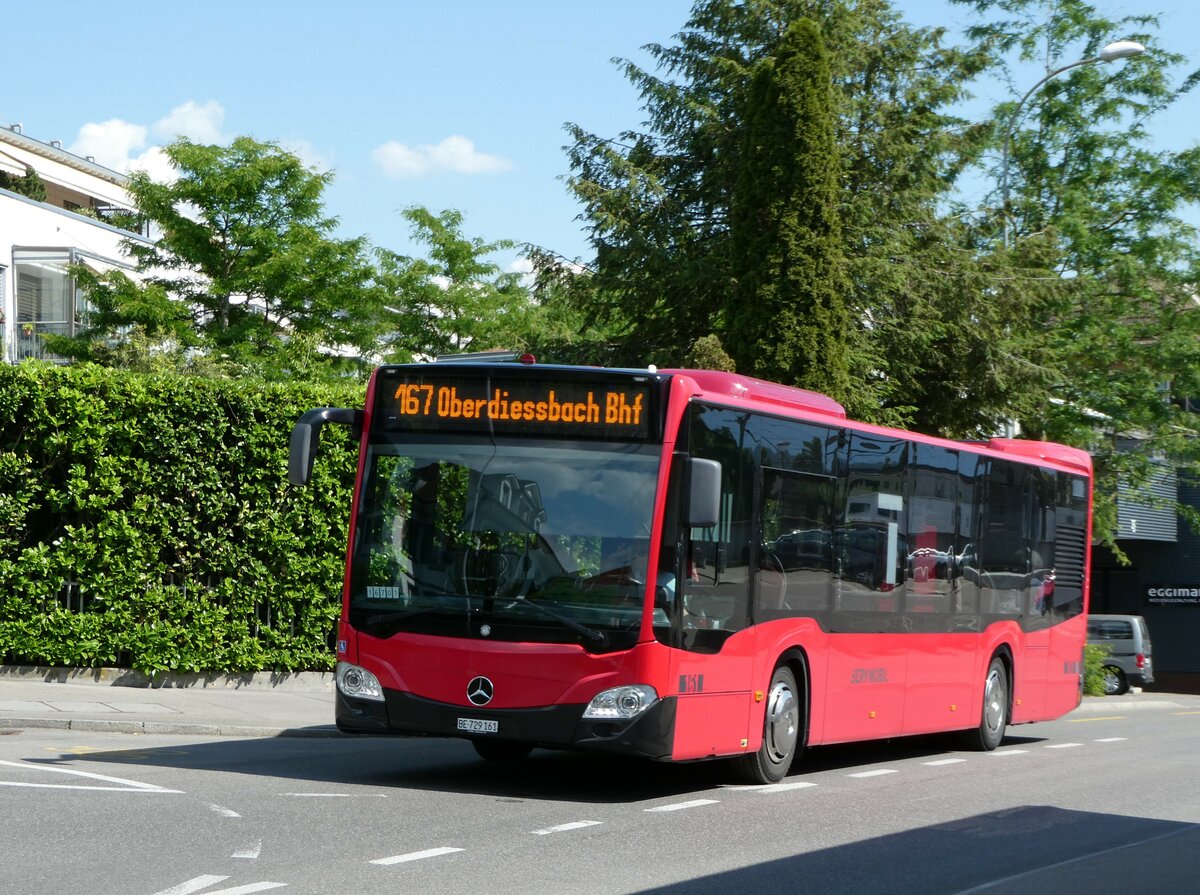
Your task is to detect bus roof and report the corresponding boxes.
[662,368,1092,475]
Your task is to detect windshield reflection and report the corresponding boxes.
[350,441,660,651]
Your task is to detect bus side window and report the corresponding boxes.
[955,454,984,631]
[833,434,907,633]
[678,405,756,651]
[758,467,833,623]
[906,444,958,633]
[978,459,1031,625]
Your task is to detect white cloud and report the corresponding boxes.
[507,255,535,288]
[65,101,334,188]
[151,100,225,144]
[127,145,176,183]
[372,135,511,178]
[67,101,229,180]
[69,119,148,170]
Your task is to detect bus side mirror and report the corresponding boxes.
[687,458,721,528]
[289,407,362,486]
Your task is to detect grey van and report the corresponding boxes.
[1087,614,1154,695]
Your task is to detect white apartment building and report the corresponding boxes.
[0,124,150,363]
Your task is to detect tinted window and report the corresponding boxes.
[680,406,755,651]
[955,453,985,631]
[906,444,958,632]
[834,434,907,632]
[759,466,834,623]
[1028,468,1058,630]
[978,459,1030,625]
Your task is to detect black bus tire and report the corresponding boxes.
[738,664,802,784]
[966,655,1009,751]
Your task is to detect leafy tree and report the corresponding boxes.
[375,207,535,361]
[0,164,47,202]
[53,137,385,379]
[727,17,854,401]
[521,248,633,366]
[954,0,1200,546]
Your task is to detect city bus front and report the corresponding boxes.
[291,363,715,761]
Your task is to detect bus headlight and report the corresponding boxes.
[337,662,384,702]
[582,685,659,720]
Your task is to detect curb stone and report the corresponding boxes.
[0,665,334,693]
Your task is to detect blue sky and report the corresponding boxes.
[6,1,1200,272]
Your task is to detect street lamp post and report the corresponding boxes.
[999,39,1146,248]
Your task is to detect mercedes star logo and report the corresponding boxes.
[467,676,494,706]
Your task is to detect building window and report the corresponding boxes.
[13,249,84,361]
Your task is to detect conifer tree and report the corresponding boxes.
[727,18,853,403]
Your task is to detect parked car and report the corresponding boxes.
[1087,614,1154,695]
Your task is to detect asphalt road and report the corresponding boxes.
[3,697,1199,895]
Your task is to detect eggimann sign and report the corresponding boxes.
[1145,585,1200,606]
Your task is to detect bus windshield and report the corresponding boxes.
[348,439,661,652]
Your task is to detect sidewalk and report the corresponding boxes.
[0,665,340,738]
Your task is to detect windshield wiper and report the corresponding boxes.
[505,596,608,648]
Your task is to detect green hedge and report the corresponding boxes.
[0,362,360,673]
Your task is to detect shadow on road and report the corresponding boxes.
[633,805,1200,895]
[23,726,1046,804]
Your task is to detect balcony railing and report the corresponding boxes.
[6,321,72,363]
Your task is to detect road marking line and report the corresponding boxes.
[0,782,183,792]
[150,878,283,895]
[281,792,387,798]
[0,759,182,793]
[727,781,818,793]
[232,840,263,859]
[1068,715,1126,722]
[532,821,603,835]
[1045,743,1083,749]
[989,750,1028,757]
[847,769,897,778]
[370,847,464,866]
[195,884,286,894]
[1170,711,1200,715]
[210,804,242,818]
[645,799,720,812]
[924,759,967,766]
[1094,737,1127,742]
[151,875,228,895]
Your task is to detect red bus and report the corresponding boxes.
[290,360,1092,782]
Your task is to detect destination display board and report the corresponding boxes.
[373,369,659,441]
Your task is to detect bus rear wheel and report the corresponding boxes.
[965,656,1009,751]
[738,664,802,784]
[472,739,534,763]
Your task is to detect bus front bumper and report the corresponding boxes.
[336,688,677,760]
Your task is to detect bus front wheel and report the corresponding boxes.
[738,664,802,784]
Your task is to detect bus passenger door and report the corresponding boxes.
[667,411,757,762]
[670,530,754,761]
